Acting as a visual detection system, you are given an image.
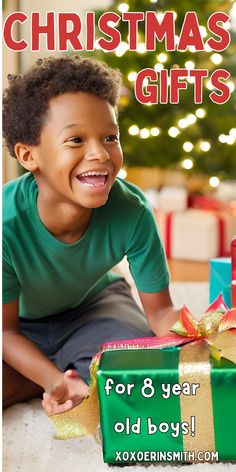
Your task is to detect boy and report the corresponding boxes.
[3,56,179,417]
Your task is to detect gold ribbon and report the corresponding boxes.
[179,341,215,454]
[208,330,236,364]
[51,362,99,440]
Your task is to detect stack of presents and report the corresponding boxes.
[146,185,236,308]
[147,184,236,308]
[52,186,236,464]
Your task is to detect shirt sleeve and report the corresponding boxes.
[125,203,170,292]
[2,256,20,304]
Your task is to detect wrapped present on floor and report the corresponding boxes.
[188,194,227,211]
[144,186,188,212]
[155,208,236,262]
[51,296,236,464]
[159,186,188,213]
[215,181,236,204]
[143,188,160,210]
[210,258,232,308]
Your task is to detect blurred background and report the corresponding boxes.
[3,0,236,285]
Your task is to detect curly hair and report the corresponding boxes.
[3,55,122,158]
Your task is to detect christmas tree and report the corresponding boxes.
[84,0,236,182]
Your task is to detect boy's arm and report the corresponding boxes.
[138,287,180,337]
[3,300,89,415]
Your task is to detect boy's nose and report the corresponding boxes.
[85,145,110,162]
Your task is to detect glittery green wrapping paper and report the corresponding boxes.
[97,346,236,463]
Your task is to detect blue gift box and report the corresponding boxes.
[209,257,231,308]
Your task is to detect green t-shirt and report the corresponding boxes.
[3,173,169,319]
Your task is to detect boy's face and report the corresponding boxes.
[31,92,123,210]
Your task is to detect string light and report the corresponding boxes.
[209,176,220,188]
[226,136,235,145]
[206,80,214,90]
[115,42,129,57]
[186,114,197,125]
[118,3,129,13]
[183,142,193,152]
[181,158,194,170]
[137,43,146,54]
[128,71,137,81]
[177,114,197,129]
[94,40,102,50]
[210,53,223,65]
[200,141,211,152]
[156,13,165,22]
[168,127,180,137]
[219,131,236,144]
[140,128,150,139]
[229,128,236,138]
[118,168,128,179]
[185,61,195,69]
[227,81,235,93]
[178,119,188,129]
[128,125,139,136]
[107,18,119,27]
[187,76,196,84]
[154,63,164,72]
[199,26,208,38]
[195,108,206,118]
[143,78,149,86]
[219,134,227,143]
[150,127,160,136]
[157,53,168,63]
[204,43,213,52]
[224,21,231,30]
[174,35,180,47]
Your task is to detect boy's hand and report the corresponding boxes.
[42,369,89,416]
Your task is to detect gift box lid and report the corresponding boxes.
[97,345,235,374]
[210,257,231,267]
[98,347,179,374]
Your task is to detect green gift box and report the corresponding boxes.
[50,300,236,463]
[97,345,236,464]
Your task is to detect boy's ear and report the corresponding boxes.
[14,143,39,172]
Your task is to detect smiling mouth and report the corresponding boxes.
[76,171,109,187]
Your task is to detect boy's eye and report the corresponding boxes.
[68,137,83,144]
[104,135,119,143]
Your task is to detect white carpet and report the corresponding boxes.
[3,283,236,472]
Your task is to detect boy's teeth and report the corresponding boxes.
[79,171,108,177]
[77,171,108,187]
